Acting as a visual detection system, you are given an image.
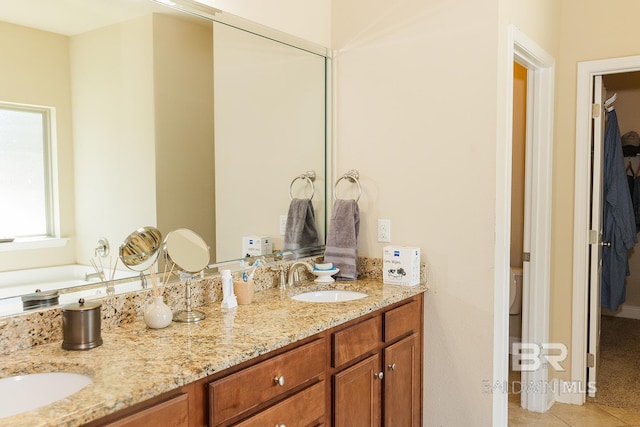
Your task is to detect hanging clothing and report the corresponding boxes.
[634,176,640,233]
[601,109,637,312]
[624,156,640,231]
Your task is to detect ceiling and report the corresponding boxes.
[0,0,178,35]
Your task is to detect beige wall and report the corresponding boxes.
[193,0,330,47]
[70,16,157,267]
[0,21,76,271]
[332,0,561,423]
[152,14,216,256]
[332,0,504,423]
[550,0,640,382]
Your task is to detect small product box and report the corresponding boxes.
[383,246,421,286]
[242,236,273,257]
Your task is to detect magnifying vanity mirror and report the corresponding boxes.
[163,229,210,323]
[0,0,331,316]
[119,227,163,272]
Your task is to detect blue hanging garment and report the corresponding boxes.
[601,109,637,312]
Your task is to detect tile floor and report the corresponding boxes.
[507,371,640,426]
[508,399,640,426]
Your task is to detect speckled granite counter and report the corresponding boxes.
[1,278,427,426]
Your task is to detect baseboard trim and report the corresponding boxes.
[603,304,640,320]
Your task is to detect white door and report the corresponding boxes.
[587,75,606,397]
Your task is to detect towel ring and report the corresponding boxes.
[289,170,316,200]
[333,169,361,202]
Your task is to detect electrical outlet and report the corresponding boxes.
[280,215,288,236]
[378,219,391,242]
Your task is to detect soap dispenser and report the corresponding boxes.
[220,269,238,309]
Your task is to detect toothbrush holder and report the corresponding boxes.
[233,280,254,305]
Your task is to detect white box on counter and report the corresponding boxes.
[383,246,421,286]
[242,236,273,257]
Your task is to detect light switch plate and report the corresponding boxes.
[279,215,288,236]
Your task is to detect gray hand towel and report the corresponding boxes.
[324,199,360,280]
[283,198,319,251]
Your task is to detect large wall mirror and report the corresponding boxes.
[0,0,329,316]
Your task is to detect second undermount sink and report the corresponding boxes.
[291,290,368,303]
[0,372,92,419]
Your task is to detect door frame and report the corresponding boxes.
[571,54,640,405]
[494,25,555,424]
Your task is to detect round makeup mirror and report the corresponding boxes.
[164,228,210,274]
[163,228,210,323]
[119,226,163,272]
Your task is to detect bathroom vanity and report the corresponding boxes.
[1,278,425,426]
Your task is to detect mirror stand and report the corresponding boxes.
[173,273,206,323]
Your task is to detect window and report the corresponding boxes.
[0,102,54,238]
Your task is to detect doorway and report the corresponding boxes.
[494,25,555,425]
[572,55,640,405]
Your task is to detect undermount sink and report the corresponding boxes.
[291,290,368,303]
[0,372,92,419]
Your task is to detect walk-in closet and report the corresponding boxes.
[595,71,640,411]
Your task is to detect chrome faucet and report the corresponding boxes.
[286,261,314,288]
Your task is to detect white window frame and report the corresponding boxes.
[0,101,56,239]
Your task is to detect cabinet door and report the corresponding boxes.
[383,333,420,427]
[333,354,381,427]
[104,393,189,427]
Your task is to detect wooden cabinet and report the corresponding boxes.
[88,294,423,427]
[208,338,326,426]
[331,295,423,427]
[103,393,189,427]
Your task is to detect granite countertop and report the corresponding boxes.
[1,278,427,426]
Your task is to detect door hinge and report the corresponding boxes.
[592,103,601,118]
[523,252,530,262]
[589,229,599,245]
[587,353,595,368]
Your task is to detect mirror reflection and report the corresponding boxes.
[163,228,210,323]
[0,0,329,316]
[119,226,163,272]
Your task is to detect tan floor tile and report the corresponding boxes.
[549,402,629,427]
[597,405,640,425]
[508,402,570,426]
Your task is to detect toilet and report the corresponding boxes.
[509,267,523,352]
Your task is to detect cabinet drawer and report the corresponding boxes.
[105,393,188,427]
[384,299,420,343]
[209,338,325,425]
[332,316,381,368]
[233,382,325,427]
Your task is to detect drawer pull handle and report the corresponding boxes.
[274,376,286,386]
[374,371,384,380]
[274,424,286,427]
[388,363,397,371]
